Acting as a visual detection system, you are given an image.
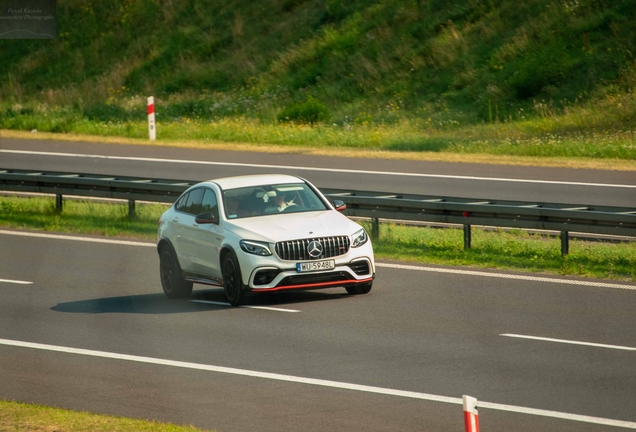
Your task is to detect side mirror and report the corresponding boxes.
[195,212,217,224]
[333,200,347,212]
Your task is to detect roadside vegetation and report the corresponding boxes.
[0,196,167,239]
[363,221,636,281]
[2,196,634,281]
[1,0,635,165]
[0,399,212,432]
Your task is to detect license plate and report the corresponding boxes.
[296,259,335,273]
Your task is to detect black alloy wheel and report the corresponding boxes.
[223,253,246,306]
[160,247,193,299]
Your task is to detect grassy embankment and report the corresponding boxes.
[0,0,635,166]
[2,196,634,281]
[0,400,212,432]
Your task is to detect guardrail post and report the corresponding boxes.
[561,231,569,256]
[371,218,379,241]
[147,96,156,141]
[128,199,136,219]
[464,224,472,249]
[55,194,63,213]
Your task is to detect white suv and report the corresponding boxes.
[157,174,375,305]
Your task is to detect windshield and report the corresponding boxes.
[222,182,328,219]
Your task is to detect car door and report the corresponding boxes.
[191,188,223,278]
[175,188,205,272]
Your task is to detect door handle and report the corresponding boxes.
[172,217,179,222]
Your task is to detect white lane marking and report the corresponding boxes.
[476,401,636,429]
[500,334,636,351]
[0,229,155,247]
[376,263,636,291]
[190,299,300,313]
[1,338,635,429]
[0,279,33,285]
[2,149,635,189]
[2,230,635,292]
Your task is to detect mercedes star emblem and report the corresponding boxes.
[307,240,323,258]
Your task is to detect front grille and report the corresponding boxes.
[275,236,350,261]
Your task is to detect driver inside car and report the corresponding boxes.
[269,192,296,212]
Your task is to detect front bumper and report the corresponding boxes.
[234,236,375,292]
[247,258,375,292]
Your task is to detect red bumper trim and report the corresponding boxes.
[250,277,374,292]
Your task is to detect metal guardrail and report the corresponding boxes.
[320,188,636,255]
[2,168,635,255]
[0,168,197,216]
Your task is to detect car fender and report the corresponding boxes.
[219,244,250,286]
[157,236,176,256]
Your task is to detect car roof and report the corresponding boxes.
[210,174,305,190]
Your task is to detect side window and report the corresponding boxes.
[175,192,190,212]
[200,189,219,220]
[183,188,204,215]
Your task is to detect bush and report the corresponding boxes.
[83,103,136,122]
[508,40,572,99]
[277,97,330,124]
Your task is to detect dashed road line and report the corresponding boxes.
[500,334,636,351]
[0,279,33,285]
[190,299,300,313]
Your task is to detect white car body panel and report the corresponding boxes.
[223,210,358,243]
[157,174,375,302]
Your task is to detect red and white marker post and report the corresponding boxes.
[147,96,156,141]
[463,395,480,432]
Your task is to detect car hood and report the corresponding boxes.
[224,211,360,243]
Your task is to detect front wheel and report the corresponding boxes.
[346,281,373,295]
[222,253,246,306]
[159,247,193,299]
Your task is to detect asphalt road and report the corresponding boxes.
[1,137,636,431]
[1,137,635,207]
[1,230,635,431]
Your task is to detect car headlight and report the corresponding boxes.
[351,228,368,248]
[240,240,272,256]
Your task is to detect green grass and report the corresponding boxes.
[0,196,169,239]
[364,222,636,281]
[2,196,635,281]
[0,399,213,432]
[2,98,636,161]
[1,0,635,162]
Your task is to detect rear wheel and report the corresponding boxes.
[223,253,246,306]
[346,281,373,295]
[159,247,193,299]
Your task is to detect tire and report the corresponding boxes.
[346,281,373,295]
[222,252,246,306]
[159,246,193,299]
